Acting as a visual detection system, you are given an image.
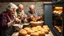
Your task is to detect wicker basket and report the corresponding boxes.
[30,21,44,27]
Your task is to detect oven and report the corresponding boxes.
[43,2,64,36]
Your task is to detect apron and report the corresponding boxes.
[1,25,14,36]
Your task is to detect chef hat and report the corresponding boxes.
[6,3,18,11]
[18,4,24,9]
[29,5,35,9]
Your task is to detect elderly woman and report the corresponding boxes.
[17,4,27,23]
[0,3,20,36]
[25,5,42,22]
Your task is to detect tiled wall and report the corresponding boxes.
[0,2,51,15]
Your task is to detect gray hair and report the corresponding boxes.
[29,5,35,9]
[6,3,18,11]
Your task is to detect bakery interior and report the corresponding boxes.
[0,0,64,36]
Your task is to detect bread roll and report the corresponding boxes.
[31,27,38,32]
[55,7,63,10]
[37,26,42,31]
[36,26,41,28]
[27,29,34,34]
[30,32,39,36]
[38,28,42,31]
[39,31,45,36]
[24,27,31,31]
[26,34,30,36]
[44,29,49,34]
[19,29,27,36]
[43,25,50,31]
[41,28,45,33]
[43,27,50,31]
[24,27,34,34]
[37,31,41,34]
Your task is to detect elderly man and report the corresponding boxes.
[0,3,20,36]
[17,4,27,23]
[26,5,42,22]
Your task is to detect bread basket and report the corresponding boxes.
[30,21,44,27]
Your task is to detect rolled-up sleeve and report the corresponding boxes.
[1,14,8,29]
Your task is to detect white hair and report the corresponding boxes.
[18,4,24,9]
[29,5,35,9]
[6,3,18,11]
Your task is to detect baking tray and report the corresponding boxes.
[12,31,54,36]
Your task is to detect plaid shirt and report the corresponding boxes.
[0,11,14,30]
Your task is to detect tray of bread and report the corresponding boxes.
[12,25,53,36]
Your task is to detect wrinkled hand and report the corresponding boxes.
[23,19,28,22]
[30,15,33,19]
[24,14,27,18]
[33,16,42,21]
[38,16,42,19]
[21,14,27,19]
[14,18,21,23]
[30,15,36,21]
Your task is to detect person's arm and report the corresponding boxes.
[35,11,42,20]
[1,14,14,29]
[7,20,14,27]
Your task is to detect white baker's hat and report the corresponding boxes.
[6,3,18,11]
